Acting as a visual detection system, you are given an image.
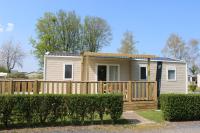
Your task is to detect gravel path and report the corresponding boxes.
[1,112,200,133]
[1,121,200,133]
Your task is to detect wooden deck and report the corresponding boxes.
[0,80,157,110]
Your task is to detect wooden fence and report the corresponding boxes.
[0,80,157,102]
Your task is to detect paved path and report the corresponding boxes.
[122,111,155,124]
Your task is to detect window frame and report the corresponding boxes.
[96,64,120,81]
[63,63,73,80]
[166,66,176,81]
[139,64,147,80]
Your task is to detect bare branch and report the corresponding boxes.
[0,40,25,73]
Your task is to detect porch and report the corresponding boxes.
[0,80,157,110]
[81,52,156,82]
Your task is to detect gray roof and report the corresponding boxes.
[138,57,182,62]
[46,51,80,56]
[46,51,183,62]
[95,56,183,62]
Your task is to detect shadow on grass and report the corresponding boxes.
[0,119,131,130]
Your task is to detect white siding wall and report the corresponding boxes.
[45,56,82,81]
[161,62,187,93]
[132,60,187,93]
[45,56,187,93]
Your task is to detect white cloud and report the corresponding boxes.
[5,23,14,32]
[0,24,3,32]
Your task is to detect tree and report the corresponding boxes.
[162,33,200,75]
[31,10,112,68]
[189,64,199,75]
[0,40,25,73]
[187,39,200,65]
[31,10,82,67]
[83,16,112,52]
[56,10,82,52]
[118,31,137,54]
[162,34,187,60]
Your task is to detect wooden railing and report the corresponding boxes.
[0,80,157,102]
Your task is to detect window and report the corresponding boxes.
[109,65,119,81]
[139,64,147,80]
[64,64,73,80]
[167,66,176,81]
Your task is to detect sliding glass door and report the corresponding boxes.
[97,64,119,81]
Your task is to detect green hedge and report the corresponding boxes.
[160,94,200,121]
[0,94,123,127]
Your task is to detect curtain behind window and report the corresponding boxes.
[109,66,119,81]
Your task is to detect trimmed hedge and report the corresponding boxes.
[0,94,123,127]
[160,94,200,121]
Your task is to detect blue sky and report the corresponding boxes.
[0,0,200,72]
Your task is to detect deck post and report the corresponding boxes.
[2,81,5,94]
[86,55,89,81]
[34,80,39,94]
[85,82,88,94]
[129,57,132,80]
[154,81,157,101]
[128,81,132,103]
[81,55,84,81]
[99,81,103,94]
[9,80,13,94]
[0,81,1,94]
[147,58,151,100]
[69,81,72,94]
[147,58,150,81]
[80,53,84,93]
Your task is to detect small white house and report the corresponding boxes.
[197,74,200,87]
[44,51,188,94]
[0,72,7,79]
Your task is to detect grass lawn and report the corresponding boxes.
[136,110,164,123]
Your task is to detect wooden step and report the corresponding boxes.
[123,101,157,111]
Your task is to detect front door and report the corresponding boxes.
[97,65,107,81]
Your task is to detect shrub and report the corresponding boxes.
[7,72,28,79]
[0,95,15,126]
[0,66,8,73]
[0,94,123,127]
[189,84,197,92]
[14,95,33,124]
[107,94,123,124]
[160,94,200,121]
[96,94,107,124]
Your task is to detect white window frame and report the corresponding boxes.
[139,64,147,80]
[166,66,176,81]
[63,63,73,80]
[96,64,120,81]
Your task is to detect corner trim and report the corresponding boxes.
[185,63,188,94]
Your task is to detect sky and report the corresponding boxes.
[0,0,200,72]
